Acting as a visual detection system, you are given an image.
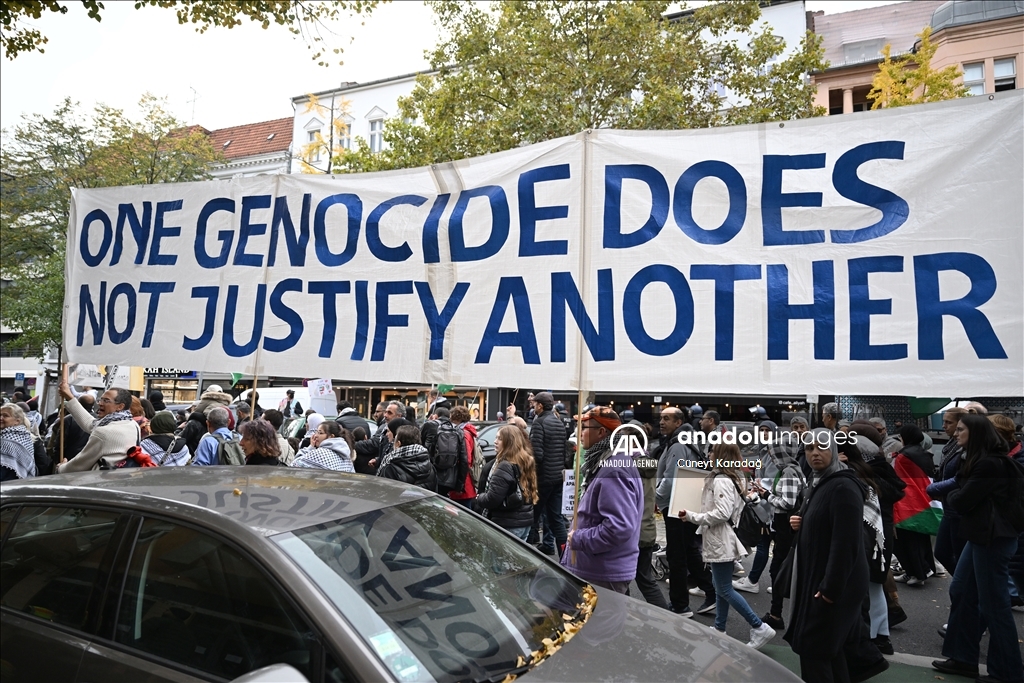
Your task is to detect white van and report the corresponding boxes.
[238,387,333,417]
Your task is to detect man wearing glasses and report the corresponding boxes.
[56,380,140,472]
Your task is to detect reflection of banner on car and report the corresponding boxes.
[64,94,1024,395]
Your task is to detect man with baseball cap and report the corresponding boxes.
[562,406,643,594]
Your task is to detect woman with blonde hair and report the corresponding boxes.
[474,425,538,539]
[680,443,776,650]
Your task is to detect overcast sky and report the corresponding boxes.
[0,1,900,132]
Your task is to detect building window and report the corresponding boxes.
[994,57,1016,92]
[308,129,321,161]
[369,119,383,153]
[963,61,985,96]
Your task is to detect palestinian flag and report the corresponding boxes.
[893,454,943,535]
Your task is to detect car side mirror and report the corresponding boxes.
[230,664,310,683]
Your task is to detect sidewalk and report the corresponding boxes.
[760,645,982,683]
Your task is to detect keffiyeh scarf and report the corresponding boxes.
[95,409,133,429]
[579,436,612,495]
[1,425,37,479]
[864,486,886,572]
[291,440,355,473]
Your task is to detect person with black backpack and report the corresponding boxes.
[421,407,468,496]
[931,414,1024,683]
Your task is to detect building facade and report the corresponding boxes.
[811,0,1023,114]
[204,117,293,179]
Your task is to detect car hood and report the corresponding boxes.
[521,587,800,683]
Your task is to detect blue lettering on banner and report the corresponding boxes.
[914,253,1007,360]
[183,286,219,350]
[80,209,113,267]
[372,281,414,361]
[550,270,615,362]
[264,279,304,353]
[234,195,271,267]
[352,280,369,361]
[367,195,426,262]
[449,186,510,262]
[77,281,106,345]
[421,194,450,264]
[603,164,669,249]
[830,141,909,243]
[518,164,570,257]
[314,193,361,267]
[195,198,235,268]
[690,264,762,360]
[308,281,352,359]
[106,282,136,344]
[149,200,181,265]
[268,194,310,267]
[673,161,746,245]
[222,284,266,357]
[139,282,174,348]
[476,277,540,364]
[848,255,907,360]
[622,265,694,356]
[112,202,151,266]
[761,154,827,246]
[415,282,471,361]
[767,261,835,360]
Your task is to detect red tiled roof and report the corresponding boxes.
[206,117,292,160]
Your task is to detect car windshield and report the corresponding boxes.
[274,497,589,683]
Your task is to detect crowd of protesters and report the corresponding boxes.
[3,383,1022,683]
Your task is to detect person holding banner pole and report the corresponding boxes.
[562,406,643,594]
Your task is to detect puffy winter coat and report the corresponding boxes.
[193,391,233,416]
[684,472,748,563]
[475,460,534,529]
[336,409,367,437]
[378,444,437,491]
[530,409,568,485]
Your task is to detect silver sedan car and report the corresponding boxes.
[1,468,799,682]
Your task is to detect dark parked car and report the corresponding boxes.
[1,469,799,683]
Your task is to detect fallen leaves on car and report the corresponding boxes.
[501,585,598,682]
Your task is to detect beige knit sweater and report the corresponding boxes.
[57,399,140,473]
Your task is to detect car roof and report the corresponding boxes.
[1,467,435,537]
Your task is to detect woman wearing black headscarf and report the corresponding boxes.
[891,424,937,586]
[932,414,1022,682]
[784,429,870,683]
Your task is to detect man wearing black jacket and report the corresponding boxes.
[529,392,568,557]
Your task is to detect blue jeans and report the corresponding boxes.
[710,561,763,632]
[942,537,1023,681]
[507,526,531,540]
[749,533,771,583]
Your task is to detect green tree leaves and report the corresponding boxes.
[869,26,968,109]
[0,95,220,351]
[337,1,826,173]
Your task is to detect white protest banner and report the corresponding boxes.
[64,93,1024,394]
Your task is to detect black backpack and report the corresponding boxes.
[431,420,466,493]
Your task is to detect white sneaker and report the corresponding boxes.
[733,560,745,576]
[688,587,705,597]
[766,586,773,594]
[733,577,760,594]
[906,576,924,586]
[747,623,776,650]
